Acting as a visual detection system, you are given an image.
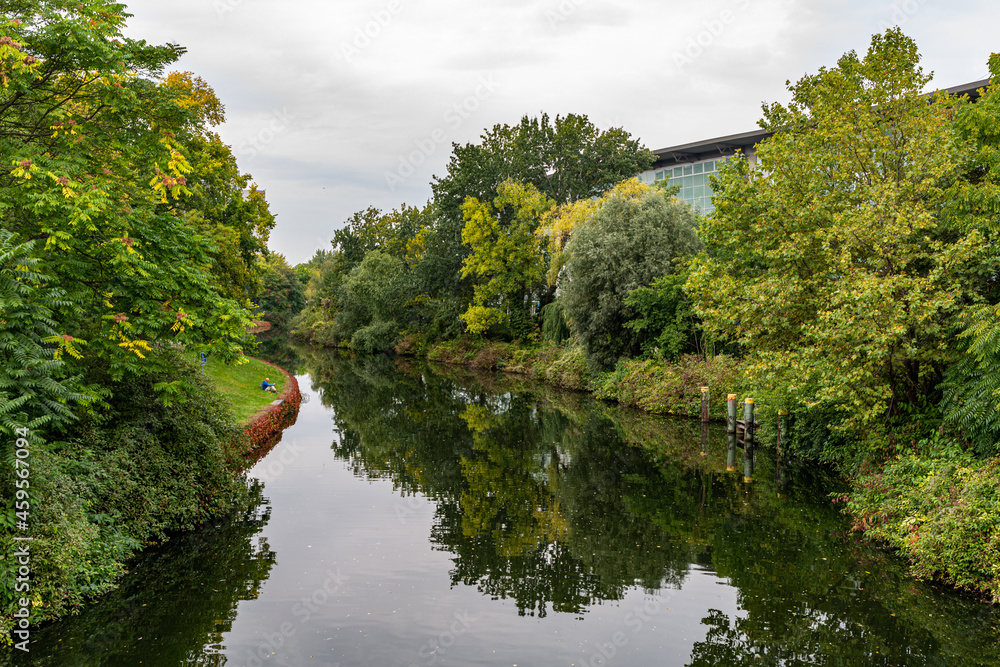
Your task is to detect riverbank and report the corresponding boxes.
[403,335,749,421]
[239,360,302,468]
[393,335,1000,603]
[1,352,301,646]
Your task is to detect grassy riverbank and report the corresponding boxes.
[402,335,1000,602]
[0,350,256,642]
[200,355,288,423]
[1,353,300,643]
[408,335,749,421]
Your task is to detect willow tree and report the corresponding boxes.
[686,29,985,453]
[562,179,701,372]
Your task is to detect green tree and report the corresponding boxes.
[255,253,306,334]
[687,30,984,455]
[623,270,701,361]
[0,0,257,388]
[459,179,555,337]
[159,72,276,302]
[423,114,654,339]
[433,113,654,220]
[939,54,1000,456]
[562,180,702,372]
[336,250,408,352]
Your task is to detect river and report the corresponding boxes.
[11,349,1000,666]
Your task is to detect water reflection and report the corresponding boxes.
[9,482,275,666]
[10,347,1000,666]
[304,349,1000,666]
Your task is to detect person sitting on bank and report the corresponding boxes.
[262,377,277,393]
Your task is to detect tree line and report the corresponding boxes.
[294,30,1000,475]
[0,0,285,635]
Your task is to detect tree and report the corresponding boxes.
[433,113,654,219]
[160,72,276,301]
[562,180,702,372]
[939,53,1000,456]
[686,30,984,453]
[459,179,555,337]
[1,0,257,389]
[622,271,701,361]
[335,251,408,352]
[423,114,655,339]
[536,197,598,288]
[255,253,306,334]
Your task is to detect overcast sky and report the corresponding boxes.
[123,0,997,265]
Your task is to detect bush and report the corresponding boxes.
[0,350,252,635]
[847,451,1000,601]
[592,354,747,419]
[350,320,400,353]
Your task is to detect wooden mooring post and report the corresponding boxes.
[726,394,738,472]
[743,398,755,483]
[700,386,710,457]
[776,409,787,455]
[776,409,789,497]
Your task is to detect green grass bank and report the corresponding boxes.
[199,355,289,423]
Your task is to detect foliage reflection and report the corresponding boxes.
[304,348,1000,665]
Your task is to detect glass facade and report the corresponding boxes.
[637,158,725,214]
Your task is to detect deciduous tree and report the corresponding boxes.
[562,180,701,372]
[687,29,984,451]
[459,180,555,337]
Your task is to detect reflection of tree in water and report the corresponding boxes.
[688,501,1000,667]
[11,481,275,667]
[306,350,697,617]
[304,349,1000,663]
[252,333,307,374]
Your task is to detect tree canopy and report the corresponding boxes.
[562,180,702,372]
[686,29,986,452]
[0,1,272,433]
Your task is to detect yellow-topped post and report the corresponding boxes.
[726,394,738,471]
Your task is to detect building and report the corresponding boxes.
[638,78,991,215]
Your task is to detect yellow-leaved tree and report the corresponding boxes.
[460,179,555,337]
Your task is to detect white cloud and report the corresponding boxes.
[122,0,1000,263]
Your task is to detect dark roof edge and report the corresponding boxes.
[942,78,991,99]
[648,78,995,164]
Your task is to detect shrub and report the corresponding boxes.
[847,451,1000,601]
[0,350,252,635]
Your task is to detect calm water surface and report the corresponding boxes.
[11,349,1000,666]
